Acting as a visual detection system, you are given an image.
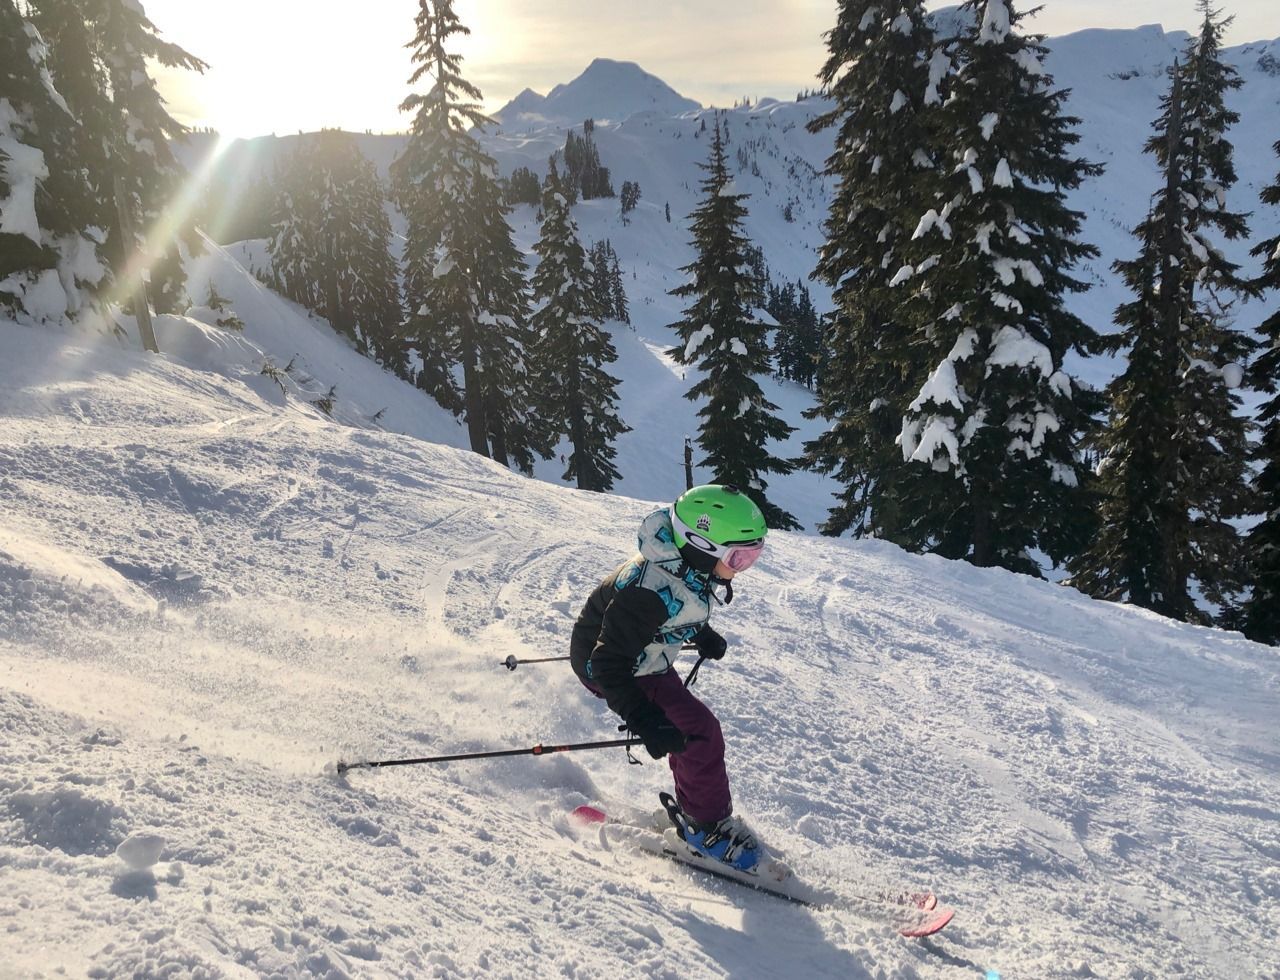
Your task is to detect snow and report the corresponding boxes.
[979,112,1000,141]
[909,416,960,466]
[3,292,1280,976]
[993,158,1013,187]
[889,89,908,114]
[912,206,953,241]
[1014,47,1048,78]
[924,49,951,106]
[910,358,963,411]
[0,269,68,324]
[888,264,914,287]
[717,179,739,197]
[978,0,1011,45]
[683,323,714,359]
[115,832,166,871]
[6,35,1268,965]
[0,118,48,244]
[988,325,1054,378]
[728,338,748,357]
[432,252,456,278]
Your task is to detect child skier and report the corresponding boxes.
[570,484,768,872]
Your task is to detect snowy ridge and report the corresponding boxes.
[1,315,1279,976]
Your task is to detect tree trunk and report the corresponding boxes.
[1156,68,1187,619]
[971,483,994,568]
[113,172,158,354]
[461,343,489,457]
[568,390,592,490]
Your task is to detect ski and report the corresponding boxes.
[570,804,955,937]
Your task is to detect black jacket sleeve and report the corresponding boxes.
[588,584,670,724]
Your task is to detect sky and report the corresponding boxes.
[147,0,1277,139]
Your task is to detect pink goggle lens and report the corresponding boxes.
[724,541,765,571]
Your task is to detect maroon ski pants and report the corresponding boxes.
[582,669,732,825]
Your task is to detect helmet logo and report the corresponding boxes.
[696,514,712,533]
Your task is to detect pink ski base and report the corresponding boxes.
[571,805,608,825]
[899,905,955,938]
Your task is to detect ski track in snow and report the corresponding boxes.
[1,322,1278,978]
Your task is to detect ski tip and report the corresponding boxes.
[570,805,608,825]
[899,905,955,938]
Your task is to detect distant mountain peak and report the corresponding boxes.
[494,59,701,132]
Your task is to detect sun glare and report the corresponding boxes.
[104,132,236,315]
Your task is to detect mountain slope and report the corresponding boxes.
[1,318,1278,977]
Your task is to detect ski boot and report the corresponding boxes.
[660,792,760,873]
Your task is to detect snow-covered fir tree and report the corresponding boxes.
[1,0,109,327]
[28,0,206,316]
[1070,7,1257,623]
[803,0,949,538]
[1241,140,1280,644]
[530,162,630,491]
[267,131,404,373]
[895,0,1103,574]
[96,0,205,313]
[392,0,551,471]
[668,118,799,530]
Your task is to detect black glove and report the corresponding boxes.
[693,625,728,660]
[626,702,687,760]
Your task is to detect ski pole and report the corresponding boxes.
[501,654,570,670]
[336,736,638,775]
[501,644,702,672]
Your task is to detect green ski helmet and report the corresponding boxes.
[671,484,768,574]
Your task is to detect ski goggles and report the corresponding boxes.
[672,511,766,571]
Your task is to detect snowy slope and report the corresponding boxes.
[2,319,1279,978]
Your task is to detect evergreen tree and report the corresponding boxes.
[1070,6,1257,621]
[668,119,799,529]
[609,252,629,325]
[267,132,405,373]
[95,0,206,312]
[896,0,1103,574]
[392,0,551,470]
[502,166,542,206]
[268,146,323,313]
[29,0,206,316]
[620,180,641,222]
[562,126,613,200]
[803,0,948,537]
[530,163,630,491]
[587,240,616,319]
[1,0,109,326]
[1244,138,1280,644]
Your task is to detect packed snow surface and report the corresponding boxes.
[2,314,1279,977]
